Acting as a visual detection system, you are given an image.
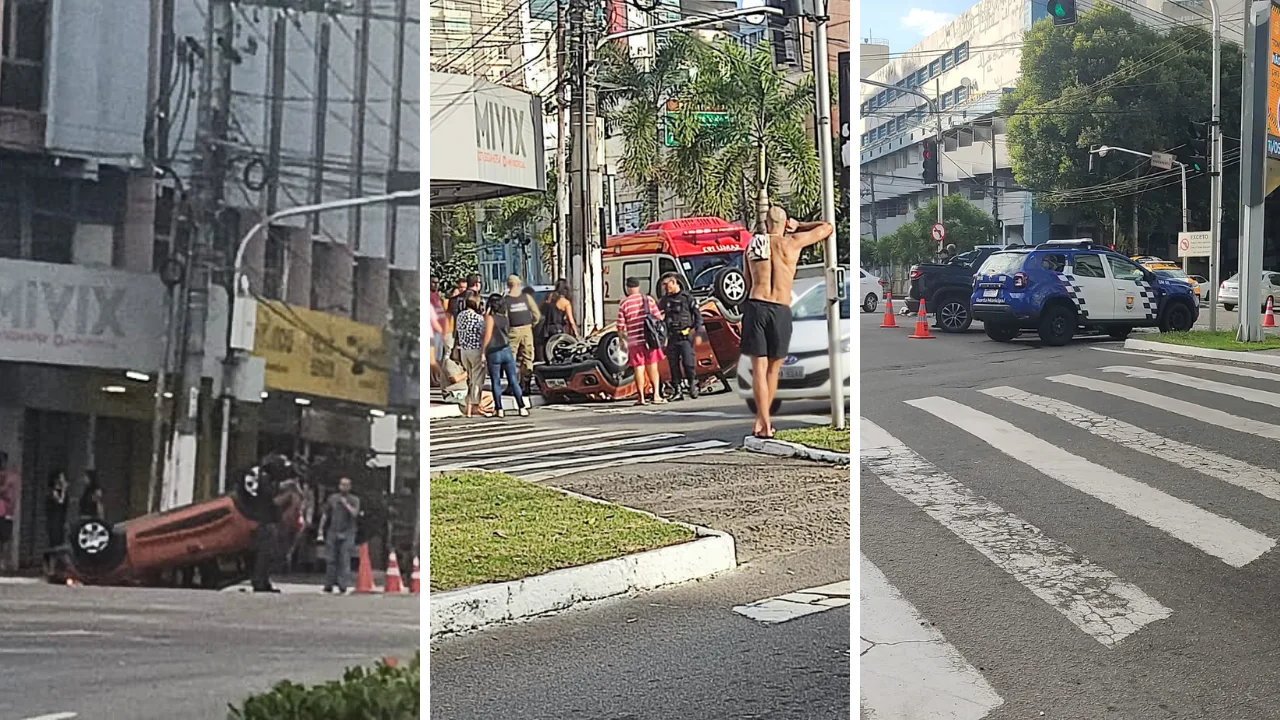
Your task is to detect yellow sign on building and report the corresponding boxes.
[253,301,389,406]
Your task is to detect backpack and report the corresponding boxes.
[641,295,668,350]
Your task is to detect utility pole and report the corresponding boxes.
[385,0,409,265]
[1238,0,1269,343]
[1208,0,1223,331]
[990,122,1001,244]
[868,174,878,243]
[310,13,332,235]
[569,0,599,330]
[555,0,570,280]
[166,0,232,510]
[349,0,371,254]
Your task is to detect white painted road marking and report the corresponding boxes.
[983,387,1280,504]
[432,432,679,467]
[20,713,78,720]
[907,397,1274,568]
[733,580,850,624]
[430,427,581,452]
[429,421,533,438]
[1100,365,1280,407]
[1148,357,1280,381]
[861,419,1170,646]
[502,439,731,475]
[860,555,1004,720]
[522,446,734,483]
[1048,374,1280,442]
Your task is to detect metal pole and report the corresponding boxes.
[385,0,409,266]
[991,121,1001,243]
[811,9,844,430]
[1238,0,1270,343]
[1209,0,1223,329]
[1180,161,1189,274]
[349,0,371,254]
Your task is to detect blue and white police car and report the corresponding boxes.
[969,240,1198,346]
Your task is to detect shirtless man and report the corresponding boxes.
[741,206,834,438]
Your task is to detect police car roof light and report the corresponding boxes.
[1036,239,1095,249]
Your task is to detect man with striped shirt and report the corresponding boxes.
[616,277,666,405]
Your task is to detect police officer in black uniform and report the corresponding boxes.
[244,453,301,593]
[657,274,704,401]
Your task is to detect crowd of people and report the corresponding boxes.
[430,273,579,418]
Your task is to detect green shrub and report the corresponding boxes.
[227,654,420,720]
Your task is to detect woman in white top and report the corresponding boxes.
[453,292,489,418]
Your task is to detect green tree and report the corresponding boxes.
[883,197,994,266]
[491,168,557,278]
[668,39,819,229]
[597,35,701,223]
[1001,3,1242,243]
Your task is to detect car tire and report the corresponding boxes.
[935,295,972,333]
[544,333,577,363]
[1224,303,1236,312]
[1160,301,1195,333]
[713,267,748,309]
[594,331,628,375]
[745,398,782,415]
[862,293,878,313]
[71,518,126,571]
[1037,304,1076,346]
[1107,326,1133,340]
[984,323,1019,342]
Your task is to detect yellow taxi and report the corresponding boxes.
[1138,259,1201,299]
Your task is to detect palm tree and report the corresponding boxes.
[668,39,819,230]
[596,34,701,223]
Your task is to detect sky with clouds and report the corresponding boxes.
[861,0,977,56]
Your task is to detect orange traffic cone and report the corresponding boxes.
[908,298,935,339]
[1265,297,1276,328]
[409,556,421,595]
[355,543,375,593]
[880,291,899,328]
[384,551,403,594]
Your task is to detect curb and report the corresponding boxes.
[429,395,549,420]
[429,518,737,638]
[1123,337,1280,369]
[742,435,850,465]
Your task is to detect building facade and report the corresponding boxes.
[0,0,419,568]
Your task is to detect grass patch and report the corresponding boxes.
[773,426,850,453]
[1149,330,1280,352]
[429,471,694,591]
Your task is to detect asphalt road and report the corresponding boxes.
[0,582,419,720]
[430,380,850,719]
[860,309,1280,718]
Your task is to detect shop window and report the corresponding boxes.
[0,0,48,112]
[956,42,969,64]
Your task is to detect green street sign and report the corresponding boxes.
[664,111,730,147]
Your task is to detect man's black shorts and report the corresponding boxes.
[740,299,793,359]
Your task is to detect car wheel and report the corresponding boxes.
[984,324,1019,342]
[713,267,748,309]
[862,293,878,313]
[1037,304,1076,346]
[594,331,628,375]
[71,518,125,570]
[544,333,577,363]
[1224,303,1236,312]
[1160,302,1195,333]
[1107,326,1133,340]
[936,297,972,333]
[744,399,782,415]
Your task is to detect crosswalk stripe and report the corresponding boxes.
[906,397,1275,568]
[1149,357,1280,381]
[502,440,729,475]
[860,555,1004,720]
[522,445,734,483]
[433,433,684,471]
[431,430,645,461]
[982,387,1280,504]
[1101,365,1280,407]
[430,427,582,452]
[861,419,1170,646]
[1048,374,1280,441]
[430,421,533,437]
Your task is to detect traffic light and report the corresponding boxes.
[922,139,939,185]
[1048,0,1077,26]
[767,0,802,66]
[1185,120,1208,172]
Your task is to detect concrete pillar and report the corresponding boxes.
[354,256,389,326]
[285,226,312,308]
[119,172,155,272]
[312,241,354,316]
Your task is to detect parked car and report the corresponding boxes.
[1189,275,1211,303]
[1218,271,1280,312]
[970,240,1198,346]
[735,276,850,414]
[907,245,1026,333]
[859,269,882,313]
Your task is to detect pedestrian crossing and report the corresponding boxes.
[428,419,733,482]
[861,354,1280,718]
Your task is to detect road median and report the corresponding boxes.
[1125,334,1280,368]
[429,471,736,637]
[742,426,850,465]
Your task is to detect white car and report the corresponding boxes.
[735,278,851,415]
[1218,271,1280,312]
[859,269,882,313]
